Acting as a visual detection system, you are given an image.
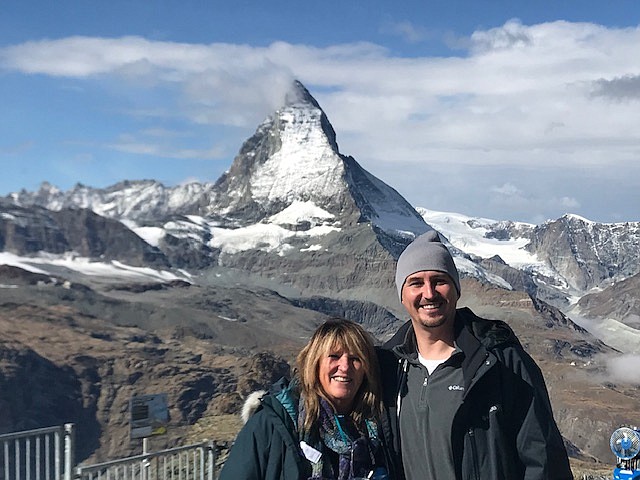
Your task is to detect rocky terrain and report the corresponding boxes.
[0,266,303,462]
[576,273,640,329]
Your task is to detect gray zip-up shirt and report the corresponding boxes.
[396,341,465,479]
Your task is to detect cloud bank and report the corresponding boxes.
[2,19,639,222]
[607,354,640,385]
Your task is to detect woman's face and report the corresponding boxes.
[318,346,365,414]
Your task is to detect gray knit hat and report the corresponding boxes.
[395,230,460,300]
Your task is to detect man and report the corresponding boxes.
[378,230,573,479]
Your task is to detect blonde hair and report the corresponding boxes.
[296,318,382,434]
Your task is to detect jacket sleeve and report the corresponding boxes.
[375,346,407,480]
[218,409,272,480]
[499,346,573,480]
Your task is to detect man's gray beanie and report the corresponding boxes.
[395,230,461,300]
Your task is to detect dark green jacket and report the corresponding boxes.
[219,380,398,479]
[377,307,573,480]
[218,384,311,480]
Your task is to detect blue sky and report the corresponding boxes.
[1,1,639,224]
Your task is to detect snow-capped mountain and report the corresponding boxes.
[9,180,216,221]
[0,199,169,267]
[209,81,427,235]
[2,80,438,317]
[419,208,640,298]
[8,81,428,262]
[210,81,348,221]
[526,214,640,292]
[3,79,640,316]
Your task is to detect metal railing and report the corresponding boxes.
[0,423,74,480]
[1,424,226,480]
[75,441,220,480]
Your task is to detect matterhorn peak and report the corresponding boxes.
[207,80,428,238]
[284,80,322,110]
[277,79,339,154]
[210,80,347,221]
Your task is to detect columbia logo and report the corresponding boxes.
[448,385,465,391]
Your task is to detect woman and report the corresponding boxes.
[219,318,392,480]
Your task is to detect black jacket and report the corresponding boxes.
[377,307,573,480]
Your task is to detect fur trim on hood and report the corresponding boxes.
[241,390,267,424]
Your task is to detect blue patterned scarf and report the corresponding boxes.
[301,398,378,480]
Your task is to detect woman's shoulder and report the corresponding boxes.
[240,377,300,426]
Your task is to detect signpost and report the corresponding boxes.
[130,393,169,479]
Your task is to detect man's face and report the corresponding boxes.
[401,270,458,331]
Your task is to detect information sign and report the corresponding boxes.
[130,393,169,439]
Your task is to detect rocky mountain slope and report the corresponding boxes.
[0,265,309,462]
[1,80,639,469]
[526,214,640,294]
[576,272,640,328]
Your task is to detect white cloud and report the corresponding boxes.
[470,18,533,52]
[606,354,640,385]
[491,183,523,197]
[108,136,226,160]
[380,21,430,44]
[4,24,640,156]
[559,196,580,209]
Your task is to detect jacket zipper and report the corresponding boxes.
[396,358,408,417]
[394,357,408,467]
[467,428,480,480]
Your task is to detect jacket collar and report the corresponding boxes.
[384,308,518,390]
[385,307,519,352]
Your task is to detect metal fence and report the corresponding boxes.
[75,441,220,480]
[0,424,74,480]
[1,425,225,480]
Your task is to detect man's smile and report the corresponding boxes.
[419,302,443,309]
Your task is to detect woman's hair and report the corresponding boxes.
[296,317,382,434]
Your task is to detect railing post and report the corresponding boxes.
[206,441,216,480]
[64,423,75,480]
[54,428,61,480]
[3,441,9,480]
[199,446,204,480]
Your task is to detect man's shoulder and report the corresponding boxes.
[456,307,521,349]
[381,320,412,350]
